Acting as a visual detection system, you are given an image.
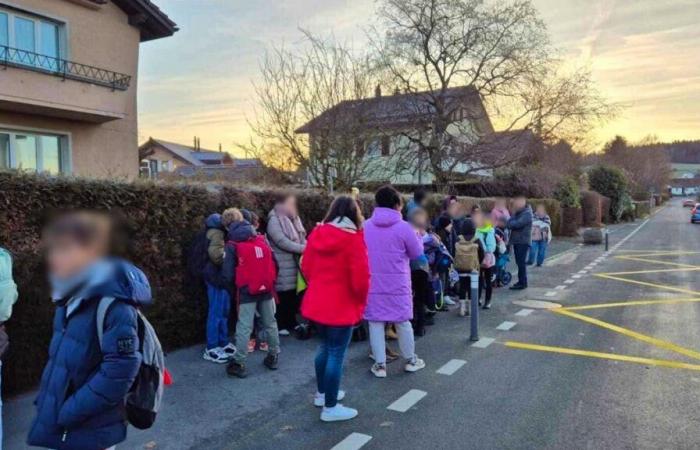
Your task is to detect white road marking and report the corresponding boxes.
[545,291,558,297]
[496,321,517,331]
[555,285,567,290]
[578,270,588,274]
[515,308,534,316]
[564,279,575,284]
[331,433,373,450]
[436,359,467,375]
[387,389,427,412]
[471,337,496,348]
[572,274,582,279]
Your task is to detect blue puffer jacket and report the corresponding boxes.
[27,259,150,450]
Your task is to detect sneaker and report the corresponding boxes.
[259,341,269,352]
[314,390,346,407]
[226,361,247,378]
[443,296,456,306]
[405,357,426,373]
[371,363,387,378]
[482,302,492,310]
[247,339,256,353]
[221,343,237,358]
[320,404,358,422]
[279,329,291,337]
[203,348,228,364]
[263,353,279,370]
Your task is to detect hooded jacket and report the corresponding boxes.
[222,221,273,304]
[266,210,305,292]
[476,223,497,254]
[507,205,534,246]
[301,218,370,326]
[363,207,423,322]
[204,213,226,288]
[28,259,149,450]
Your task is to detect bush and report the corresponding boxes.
[588,165,629,222]
[554,177,581,208]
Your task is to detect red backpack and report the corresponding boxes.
[230,235,277,295]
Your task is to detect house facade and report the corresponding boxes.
[0,0,176,178]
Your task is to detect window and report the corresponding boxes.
[0,7,62,71]
[381,135,391,156]
[0,130,67,174]
[366,139,380,157]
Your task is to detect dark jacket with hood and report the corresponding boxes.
[204,213,227,288]
[223,221,273,304]
[28,259,150,450]
[507,205,534,245]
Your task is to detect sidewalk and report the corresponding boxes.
[3,237,583,450]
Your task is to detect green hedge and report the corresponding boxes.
[0,173,559,395]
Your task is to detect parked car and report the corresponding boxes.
[683,199,696,207]
[691,204,700,223]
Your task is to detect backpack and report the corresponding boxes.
[185,229,210,284]
[97,297,164,430]
[231,235,277,295]
[0,248,18,359]
[454,236,480,272]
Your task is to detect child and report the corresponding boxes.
[493,216,510,287]
[473,210,497,309]
[223,210,281,378]
[528,204,552,267]
[407,207,433,336]
[454,218,479,316]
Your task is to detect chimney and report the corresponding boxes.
[193,136,197,150]
[393,86,400,95]
[375,85,382,98]
[218,143,222,152]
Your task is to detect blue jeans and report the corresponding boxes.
[314,325,353,408]
[206,283,231,349]
[527,240,548,266]
[513,244,529,287]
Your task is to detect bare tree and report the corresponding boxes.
[370,0,616,185]
[240,30,393,189]
[602,135,671,195]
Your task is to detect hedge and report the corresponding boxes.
[0,172,559,395]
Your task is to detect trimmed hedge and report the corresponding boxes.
[0,172,559,395]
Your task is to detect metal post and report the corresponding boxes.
[605,228,609,251]
[469,270,479,342]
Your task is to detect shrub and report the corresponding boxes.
[553,177,581,208]
[588,165,629,222]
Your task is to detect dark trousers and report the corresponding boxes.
[411,270,430,331]
[315,325,353,408]
[513,244,529,287]
[276,289,301,331]
[479,266,494,303]
[458,272,476,300]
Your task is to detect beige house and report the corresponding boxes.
[0,0,176,178]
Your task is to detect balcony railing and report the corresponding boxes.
[0,45,131,91]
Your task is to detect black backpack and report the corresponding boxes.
[186,229,210,284]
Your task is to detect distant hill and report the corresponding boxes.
[630,140,700,164]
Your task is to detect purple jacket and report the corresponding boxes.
[363,207,423,322]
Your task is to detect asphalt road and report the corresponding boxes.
[198,201,700,450]
[6,201,699,450]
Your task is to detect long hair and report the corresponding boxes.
[323,196,364,229]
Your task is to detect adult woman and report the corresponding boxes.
[301,196,370,422]
[28,212,149,450]
[364,185,426,378]
[267,194,307,335]
[473,210,497,309]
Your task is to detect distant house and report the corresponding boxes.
[295,85,503,185]
[138,137,263,179]
[0,0,177,178]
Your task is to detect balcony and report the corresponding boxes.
[0,45,131,91]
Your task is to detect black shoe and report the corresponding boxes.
[424,316,435,326]
[482,302,492,310]
[414,327,426,337]
[509,284,526,290]
[526,262,534,266]
[263,353,279,370]
[226,361,247,378]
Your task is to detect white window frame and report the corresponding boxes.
[0,5,66,59]
[0,128,70,174]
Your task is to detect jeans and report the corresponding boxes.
[368,321,415,365]
[233,298,280,364]
[513,244,529,287]
[527,240,548,266]
[314,325,353,408]
[206,283,231,349]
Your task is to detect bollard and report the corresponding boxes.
[605,229,609,251]
[469,270,479,342]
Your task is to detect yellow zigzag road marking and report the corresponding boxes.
[563,297,700,311]
[615,251,700,258]
[504,341,700,372]
[612,256,699,268]
[601,267,700,276]
[594,273,700,296]
[553,309,700,361]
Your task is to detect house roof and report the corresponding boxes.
[670,178,700,188]
[87,0,178,41]
[139,138,263,167]
[295,85,489,134]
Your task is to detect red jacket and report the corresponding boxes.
[301,223,370,327]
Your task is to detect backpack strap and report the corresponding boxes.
[96,296,117,349]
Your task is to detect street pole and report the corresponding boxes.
[605,228,609,252]
[469,270,479,342]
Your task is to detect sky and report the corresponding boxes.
[137,0,700,155]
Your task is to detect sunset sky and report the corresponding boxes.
[137,0,700,155]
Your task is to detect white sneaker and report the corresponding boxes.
[278,329,291,337]
[459,300,467,317]
[444,296,456,306]
[405,357,426,372]
[313,390,346,407]
[221,343,237,358]
[202,348,228,364]
[320,404,358,422]
[371,363,387,378]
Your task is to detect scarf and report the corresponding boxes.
[274,204,306,244]
[50,259,115,316]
